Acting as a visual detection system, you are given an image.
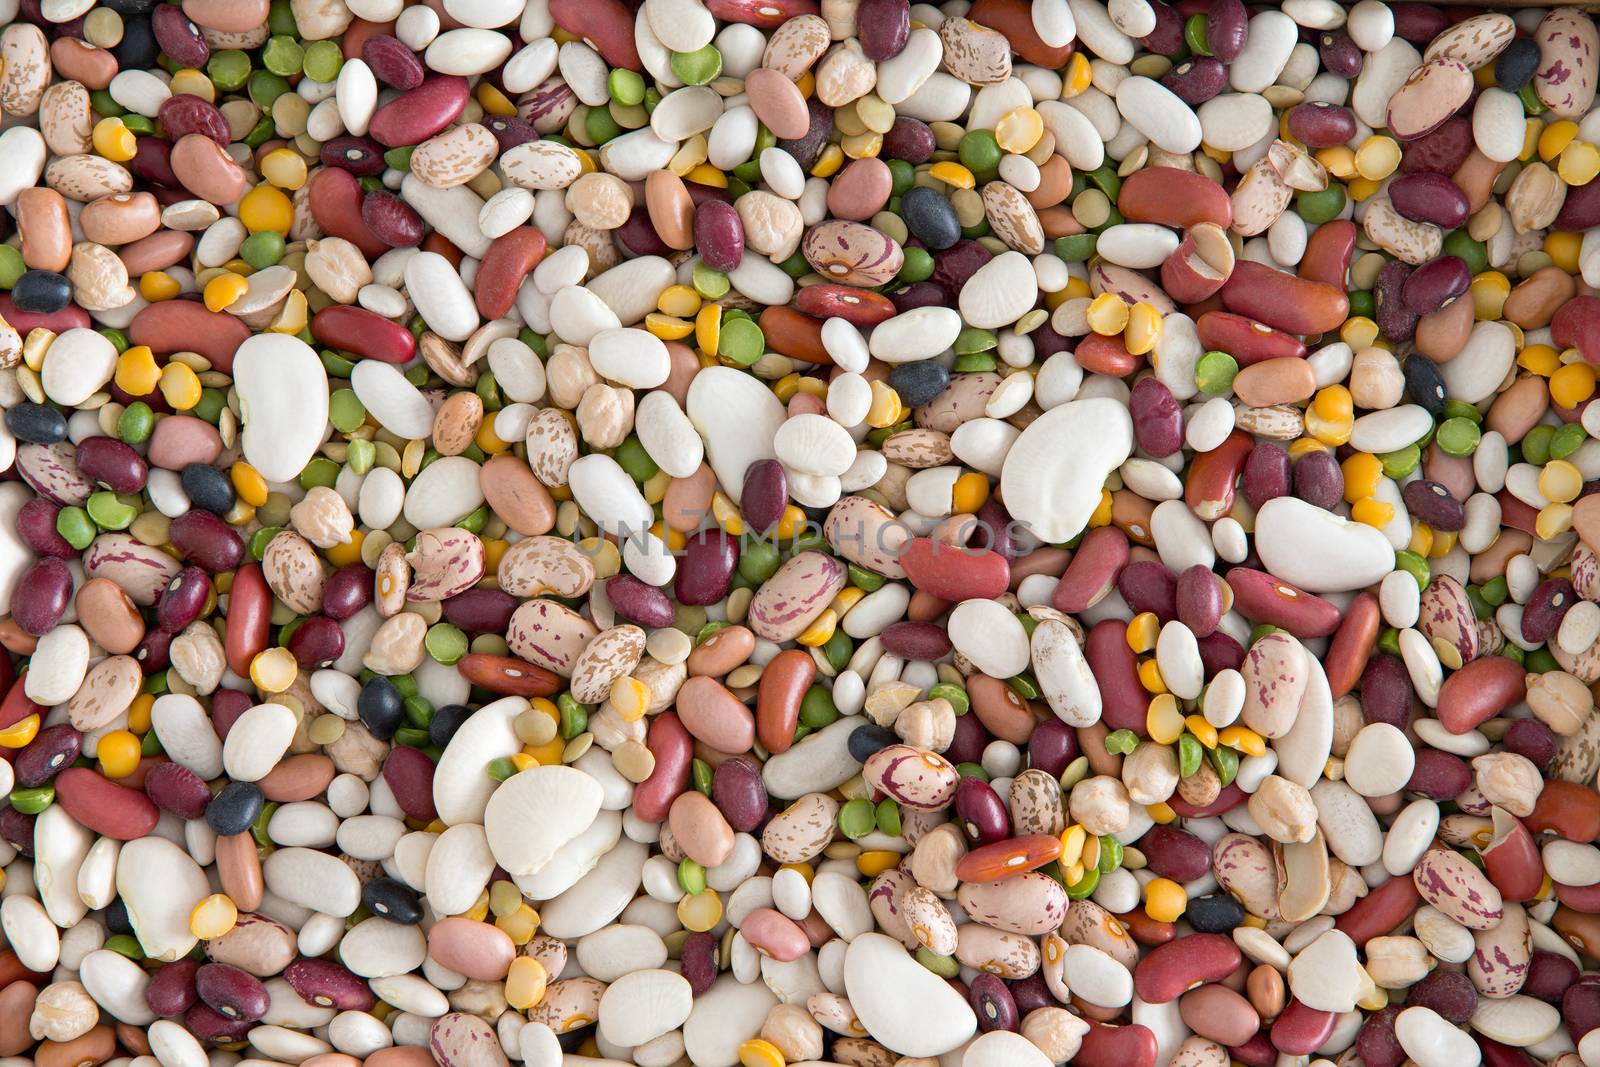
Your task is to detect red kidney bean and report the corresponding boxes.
[856,0,909,59]
[168,509,244,573]
[1358,653,1414,727]
[286,616,345,668]
[1565,978,1600,1042]
[1205,0,1246,58]
[307,167,390,259]
[1408,969,1477,1024]
[1291,449,1343,511]
[1229,1031,1276,1066]
[311,305,417,364]
[1114,559,1177,620]
[1241,441,1291,510]
[740,460,788,532]
[976,498,1015,563]
[1503,718,1555,770]
[1356,1005,1405,1067]
[145,959,200,1017]
[1220,261,1349,336]
[1077,1021,1157,1067]
[1299,219,1358,289]
[151,5,208,68]
[550,0,644,62]
[933,240,994,294]
[1436,654,1527,733]
[1129,377,1182,458]
[710,755,766,831]
[368,75,469,147]
[13,725,80,788]
[1324,592,1379,698]
[195,964,269,1023]
[1287,102,1357,147]
[1529,780,1600,841]
[794,283,899,325]
[1402,255,1471,315]
[284,959,375,1012]
[676,529,739,606]
[1133,933,1240,1003]
[954,775,1010,844]
[1334,873,1420,944]
[223,563,271,677]
[320,135,388,176]
[362,34,423,89]
[1087,619,1149,733]
[968,973,1018,1033]
[129,135,180,189]
[321,563,375,621]
[1400,117,1475,175]
[1390,173,1471,229]
[75,434,148,494]
[880,621,951,660]
[155,566,210,633]
[1174,565,1222,637]
[1161,56,1226,105]
[158,94,231,147]
[475,227,547,321]
[693,200,744,272]
[1052,527,1128,613]
[455,654,560,697]
[1271,999,1337,1055]
[1391,3,1446,43]
[441,589,515,634]
[1185,431,1252,521]
[1076,334,1140,377]
[1194,313,1308,365]
[634,711,692,822]
[381,744,437,824]
[1521,951,1577,1004]
[1138,825,1211,881]
[901,538,1009,602]
[55,768,160,840]
[128,299,252,374]
[11,558,72,636]
[143,760,212,818]
[756,648,814,755]
[16,498,75,558]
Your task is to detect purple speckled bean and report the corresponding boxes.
[143,760,213,819]
[151,5,209,71]
[12,724,81,788]
[16,498,76,558]
[681,932,718,996]
[1117,559,1178,622]
[442,588,517,633]
[75,435,148,494]
[361,190,425,247]
[168,509,244,573]
[1408,970,1476,1024]
[1356,1006,1405,1067]
[284,959,376,1012]
[158,94,232,148]
[1374,260,1419,344]
[1026,720,1078,777]
[1406,747,1472,799]
[856,0,909,59]
[363,34,425,90]
[694,200,745,272]
[954,775,1010,844]
[1524,951,1579,1003]
[1359,653,1414,728]
[1522,578,1576,644]
[1503,718,1555,770]
[605,575,677,628]
[1401,256,1471,315]
[711,755,767,831]
[155,566,211,633]
[194,963,270,1023]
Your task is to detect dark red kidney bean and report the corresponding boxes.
[1402,256,1471,315]
[283,959,375,1011]
[16,498,76,558]
[693,200,744,272]
[1390,172,1471,228]
[381,743,437,823]
[1291,449,1343,511]
[1175,565,1222,638]
[1356,1005,1405,1067]
[740,459,787,532]
[320,563,375,620]
[710,755,767,831]
[1400,117,1474,176]
[1375,259,1420,343]
[1523,951,1579,1004]
[1206,0,1247,60]
[1117,559,1178,622]
[1481,1039,1540,1067]
[151,4,208,67]
[143,760,212,819]
[1196,631,1244,675]
[1138,0,1184,53]
[933,240,993,294]
[130,136,180,188]
[1137,824,1211,881]
[1087,619,1145,733]
[485,115,539,152]
[75,435,148,493]
[882,116,935,163]
[1162,56,1227,105]
[1287,102,1356,147]
[1129,377,1182,458]
[1242,441,1291,510]
[1009,974,1055,1017]
[1026,720,1077,777]
[1401,479,1465,531]
[1358,653,1413,728]
[168,509,244,573]
[146,959,201,1017]
[1567,978,1600,1042]
[1318,29,1361,76]
[969,973,1018,1033]
[361,190,424,247]
[56,768,160,839]
[680,932,718,996]
[606,576,676,628]
[1391,3,1447,43]
[155,566,210,633]
[1408,969,1477,1024]
[975,497,1015,562]
[320,135,388,177]
[634,711,692,822]
[135,627,173,674]
[1522,578,1576,644]
[1503,718,1556,770]
[367,75,469,148]
[954,775,1010,844]
[312,306,418,364]
[442,587,515,633]
[1406,747,1472,799]
[13,725,80,787]
[676,529,739,606]
[12,557,72,636]
[362,33,423,89]
[1271,999,1338,1055]
[185,1002,252,1043]
[855,0,909,59]
[880,621,952,660]
[159,94,230,147]
[286,615,345,667]
[946,708,991,766]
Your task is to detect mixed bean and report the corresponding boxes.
[0,0,1598,1066]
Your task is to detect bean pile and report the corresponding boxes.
[1,0,1600,1065]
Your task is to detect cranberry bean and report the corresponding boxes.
[361,190,424,247]
[680,933,718,996]
[311,305,417,364]
[158,94,230,147]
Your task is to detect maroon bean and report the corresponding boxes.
[321,563,374,621]
[1229,1032,1275,1067]
[13,725,80,788]
[1356,1006,1405,1067]
[1390,172,1470,229]
[891,281,949,313]
[1503,718,1555,770]
[135,627,173,674]
[151,4,208,67]
[881,621,952,660]
[1130,377,1182,458]
[368,75,469,148]
[694,200,744,271]
[194,963,269,1023]
[1399,480,1464,532]
[1287,102,1356,147]
[882,116,935,163]
[1567,978,1600,1042]
[284,959,375,1011]
[1409,970,1476,1024]
[1358,653,1413,728]
[143,760,212,819]
[441,588,516,633]
[711,755,767,831]
[1137,825,1211,881]
[1402,256,1471,315]
[954,775,1010,844]
[605,575,676,628]
[168,509,244,573]
[0,808,33,854]
[1521,578,1576,644]
[382,744,437,823]
[1556,178,1600,231]
[1026,720,1078,777]
[856,0,909,59]
[617,208,673,258]
[1375,260,1419,343]
[1271,999,1337,1055]
[361,190,424,247]
[676,529,739,605]
[1318,30,1361,77]
[1205,0,1247,60]
[158,94,231,147]
[12,557,72,636]
[1242,441,1291,510]
[1406,748,1472,800]
[1391,3,1447,44]
[680,932,718,996]
[1117,559,1178,622]
[1162,56,1226,105]
[485,115,539,152]
[1175,564,1222,638]
[1523,951,1579,1004]
[16,498,76,558]
[75,435,148,494]
[969,973,1018,1033]
[363,34,424,89]
[975,497,1015,562]
[776,96,833,171]
[146,959,201,1017]
[185,1002,252,1044]
[933,240,992,294]
[946,708,992,766]
[155,565,211,633]
[1197,630,1244,675]
[741,459,788,532]
[286,615,345,667]
[1400,117,1475,176]
[1291,449,1344,511]
[320,136,388,177]
[1009,974,1055,1017]
[131,136,180,188]
[1054,526,1129,613]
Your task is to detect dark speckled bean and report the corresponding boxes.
[285,959,376,1011]
[143,760,213,818]
[681,932,718,996]
[1406,748,1473,799]
[12,724,80,788]
[12,557,72,636]
[694,199,744,272]
[17,498,76,558]
[856,0,909,59]
[1206,0,1247,61]
[1242,442,1291,510]
[1389,173,1471,229]
[954,775,1010,844]
[968,973,1018,1033]
[741,459,788,533]
[1318,30,1362,77]
[676,529,739,606]
[1287,103,1356,147]
[1401,256,1471,315]
[1117,559,1178,621]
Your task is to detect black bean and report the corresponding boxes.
[10,271,71,314]
[112,15,159,71]
[889,360,950,407]
[847,724,899,764]
[361,876,424,924]
[1495,37,1540,92]
[5,402,67,445]
[1403,353,1448,417]
[1185,893,1246,933]
[429,703,473,747]
[180,462,236,515]
[901,186,960,250]
[359,675,405,740]
[205,781,264,836]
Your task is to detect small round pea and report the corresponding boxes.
[302,39,343,82]
[56,507,96,550]
[425,624,468,666]
[670,45,723,86]
[558,693,589,740]
[799,685,837,729]
[1297,185,1346,225]
[838,797,876,839]
[1550,421,1586,459]
[693,264,730,299]
[957,129,1001,177]
[738,539,781,584]
[240,231,286,269]
[1435,416,1481,456]
[208,50,251,91]
[1521,424,1555,465]
[1195,351,1238,396]
[898,246,935,283]
[609,68,646,105]
[0,246,26,289]
[262,35,305,76]
[875,798,902,836]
